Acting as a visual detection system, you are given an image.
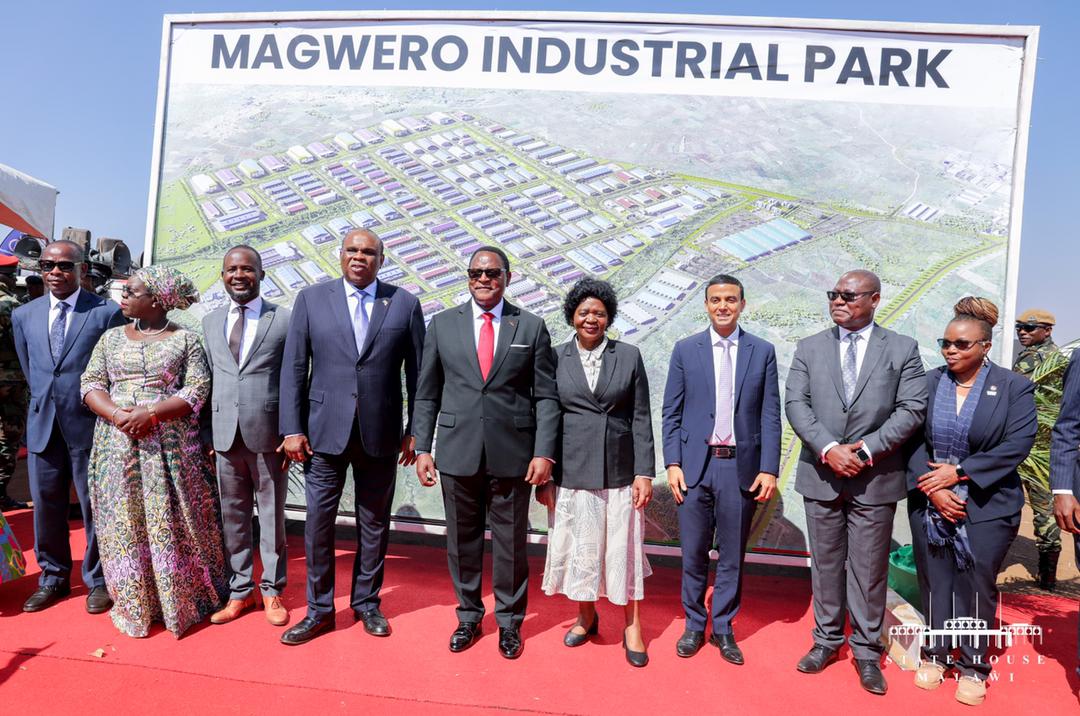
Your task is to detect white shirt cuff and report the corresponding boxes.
[1053,489,1075,495]
[820,441,839,461]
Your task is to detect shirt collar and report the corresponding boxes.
[229,296,263,314]
[472,298,504,321]
[49,287,81,311]
[344,277,377,299]
[710,325,740,346]
[839,322,874,341]
[576,335,608,357]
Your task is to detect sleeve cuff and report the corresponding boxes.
[1053,489,1075,495]
[820,441,839,461]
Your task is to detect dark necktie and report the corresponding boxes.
[843,333,860,402]
[229,305,246,364]
[50,301,69,363]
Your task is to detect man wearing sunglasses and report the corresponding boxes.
[11,240,125,614]
[1012,309,1059,378]
[785,269,927,695]
[0,254,30,512]
[413,245,559,660]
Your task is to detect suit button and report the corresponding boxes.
[53,370,60,377]
[481,389,487,394]
[233,401,238,407]
[238,376,244,382]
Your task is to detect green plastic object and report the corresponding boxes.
[888,544,922,607]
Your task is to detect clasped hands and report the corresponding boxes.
[916,461,965,524]
[112,406,157,439]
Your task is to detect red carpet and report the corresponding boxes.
[0,507,1076,714]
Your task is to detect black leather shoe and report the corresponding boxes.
[85,587,113,614]
[675,629,705,658]
[355,608,391,637]
[709,633,745,665]
[280,615,335,645]
[498,627,523,659]
[563,613,599,647]
[855,659,888,695]
[23,584,71,612]
[449,621,483,652]
[0,495,28,511]
[623,631,648,668]
[796,644,838,674]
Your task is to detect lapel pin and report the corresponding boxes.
[987,385,998,396]
[381,298,389,306]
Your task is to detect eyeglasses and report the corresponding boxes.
[826,290,874,303]
[937,338,989,351]
[1015,322,1049,333]
[120,287,149,299]
[38,260,81,273]
[467,268,504,280]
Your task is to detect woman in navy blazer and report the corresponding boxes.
[906,297,1036,706]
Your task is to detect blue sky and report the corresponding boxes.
[3,1,1076,340]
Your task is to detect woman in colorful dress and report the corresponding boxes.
[0,509,26,586]
[81,266,227,637]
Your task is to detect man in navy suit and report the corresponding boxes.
[11,239,125,613]
[662,274,781,665]
[1051,349,1080,686]
[278,229,425,645]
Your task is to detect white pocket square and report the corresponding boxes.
[510,343,530,348]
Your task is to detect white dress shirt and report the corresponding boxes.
[822,322,876,461]
[344,277,377,347]
[224,296,263,364]
[710,326,739,446]
[48,287,81,338]
[471,298,504,348]
[576,336,608,392]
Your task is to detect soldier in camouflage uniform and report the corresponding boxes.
[1012,308,1061,590]
[0,254,29,511]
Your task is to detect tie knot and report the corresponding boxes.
[482,312,494,324]
[847,333,860,343]
[58,301,69,313]
[235,305,246,314]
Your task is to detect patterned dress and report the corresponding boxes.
[82,327,228,637]
[0,510,26,584]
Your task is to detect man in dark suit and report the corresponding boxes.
[785,270,927,695]
[413,246,559,659]
[662,274,781,665]
[203,246,292,628]
[279,229,425,645]
[1051,349,1080,686]
[11,239,125,613]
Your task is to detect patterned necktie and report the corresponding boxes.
[478,312,495,380]
[843,333,860,402]
[50,301,69,363]
[712,338,733,444]
[353,289,369,355]
[228,305,246,364]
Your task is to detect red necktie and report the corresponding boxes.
[478,312,494,380]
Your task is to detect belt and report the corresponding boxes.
[708,445,737,459]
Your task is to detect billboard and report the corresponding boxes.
[147,12,1037,559]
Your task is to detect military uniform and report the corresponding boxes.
[1013,339,1060,378]
[0,280,28,507]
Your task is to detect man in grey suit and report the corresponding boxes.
[785,270,927,695]
[202,245,291,628]
[414,245,559,660]
[1050,349,1080,687]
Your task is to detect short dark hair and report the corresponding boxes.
[469,245,510,273]
[563,277,619,325]
[706,273,744,301]
[45,239,86,263]
[224,244,263,271]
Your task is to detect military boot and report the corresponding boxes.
[1037,549,1060,591]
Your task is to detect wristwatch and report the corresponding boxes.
[955,464,969,481]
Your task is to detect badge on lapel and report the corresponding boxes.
[381,298,389,306]
[986,385,998,397]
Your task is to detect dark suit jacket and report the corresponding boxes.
[553,339,655,490]
[279,279,425,457]
[1050,350,1080,496]
[661,327,782,490]
[786,323,927,505]
[412,300,559,478]
[11,289,125,452]
[906,363,1036,523]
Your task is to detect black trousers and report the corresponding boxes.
[303,422,397,619]
[441,466,532,630]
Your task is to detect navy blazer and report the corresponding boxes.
[1050,350,1080,495]
[279,279,425,457]
[906,362,1036,524]
[11,289,125,452]
[661,327,782,490]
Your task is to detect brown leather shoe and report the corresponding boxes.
[210,595,258,624]
[264,595,289,626]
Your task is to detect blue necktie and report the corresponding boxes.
[353,290,369,355]
[50,302,69,363]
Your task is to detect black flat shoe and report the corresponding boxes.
[23,584,71,612]
[499,627,523,659]
[796,644,838,674]
[709,633,744,665]
[563,613,599,647]
[85,586,113,614]
[622,631,648,668]
[675,629,705,658]
[280,615,335,645]
[449,621,483,652]
[855,659,888,695]
[355,608,391,637]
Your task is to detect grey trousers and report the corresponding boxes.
[804,494,896,660]
[216,441,287,600]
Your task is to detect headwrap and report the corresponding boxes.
[133,265,200,311]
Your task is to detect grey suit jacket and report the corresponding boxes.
[785,323,928,505]
[202,300,291,454]
[553,339,655,490]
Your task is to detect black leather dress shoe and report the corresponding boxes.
[85,587,113,614]
[855,659,888,695]
[355,608,391,637]
[280,615,335,645]
[0,495,28,511]
[449,621,483,652]
[796,644,838,674]
[563,614,599,647]
[498,627,523,659]
[23,584,71,612]
[675,629,705,658]
[709,633,745,665]
[623,631,648,668]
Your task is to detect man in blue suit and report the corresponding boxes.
[11,240,125,613]
[278,229,425,645]
[662,274,781,665]
[1051,349,1080,686]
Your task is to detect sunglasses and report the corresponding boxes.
[1015,322,1049,332]
[937,338,989,351]
[467,268,504,280]
[826,290,874,303]
[120,287,149,299]
[38,260,81,273]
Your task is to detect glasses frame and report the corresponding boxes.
[467,268,505,280]
[1015,322,1050,333]
[826,290,875,303]
[937,338,990,351]
[38,260,82,273]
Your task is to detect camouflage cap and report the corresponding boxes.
[1016,308,1055,326]
[0,253,18,274]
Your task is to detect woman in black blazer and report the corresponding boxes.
[906,297,1036,706]
[538,278,656,667]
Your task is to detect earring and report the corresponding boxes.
[982,354,990,366]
